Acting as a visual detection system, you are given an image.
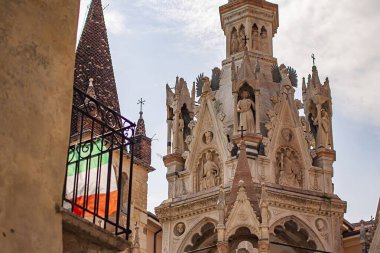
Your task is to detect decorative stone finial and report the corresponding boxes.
[137,98,146,119]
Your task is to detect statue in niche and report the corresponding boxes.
[238,27,245,52]
[301,116,316,149]
[275,147,303,188]
[237,90,255,134]
[178,115,185,152]
[314,108,331,148]
[200,151,221,190]
[231,30,239,55]
[260,26,268,53]
[252,24,259,50]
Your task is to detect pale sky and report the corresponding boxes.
[77,0,380,222]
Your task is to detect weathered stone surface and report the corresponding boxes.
[0,1,79,252]
[62,210,130,253]
[157,1,346,252]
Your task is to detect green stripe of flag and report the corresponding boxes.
[67,140,109,176]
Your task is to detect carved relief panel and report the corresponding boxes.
[195,150,223,192]
[275,146,303,188]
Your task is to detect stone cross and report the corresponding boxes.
[311,53,316,66]
[242,35,249,47]
[137,98,146,118]
[238,126,247,138]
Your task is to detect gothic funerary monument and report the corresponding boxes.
[156,0,346,252]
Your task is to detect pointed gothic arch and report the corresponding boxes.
[252,23,259,50]
[228,227,259,252]
[231,27,239,55]
[179,218,218,253]
[238,25,246,52]
[270,215,325,252]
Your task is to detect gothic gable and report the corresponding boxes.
[264,71,313,189]
[184,83,229,193]
[225,182,261,239]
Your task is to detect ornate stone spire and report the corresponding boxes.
[73,0,120,112]
[136,98,146,136]
[227,140,261,220]
[134,99,152,165]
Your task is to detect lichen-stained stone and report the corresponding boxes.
[0,0,80,252]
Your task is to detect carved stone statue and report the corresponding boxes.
[231,31,239,54]
[276,148,302,188]
[201,151,220,190]
[301,116,316,149]
[314,108,330,148]
[178,116,185,152]
[217,185,225,226]
[237,91,255,134]
[238,28,245,52]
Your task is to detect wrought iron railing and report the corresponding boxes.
[62,87,135,239]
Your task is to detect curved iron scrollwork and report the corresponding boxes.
[63,87,136,240]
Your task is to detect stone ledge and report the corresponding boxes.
[61,209,130,252]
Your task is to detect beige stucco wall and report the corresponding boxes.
[343,235,361,253]
[146,218,162,253]
[0,1,80,252]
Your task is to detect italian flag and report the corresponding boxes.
[65,140,118,218]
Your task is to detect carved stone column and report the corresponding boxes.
[233,92,239,135]
[226,29,231,58]
[246,21,253,51]
[258,240,269,253]
[173,97,180,153]
[254,90,261,134]
[217,241,229,253]
[167,119,173,154]
[315,103,322,148]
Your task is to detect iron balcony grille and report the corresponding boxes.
[62,87,135,239]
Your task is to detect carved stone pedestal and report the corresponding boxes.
[233,133,262,159]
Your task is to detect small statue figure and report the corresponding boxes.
[237,91,255,134]
[231,31,239,54]
[201,152,220,190]
[313,108,331,148]
[238,28,245,52]
[178,116,185,152]
[217,185,225,226]
[276,148,302,188]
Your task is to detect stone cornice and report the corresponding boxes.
[219,0,279,34]
[267,186,346,216]
[222,51,277,66]
[163,153,185,166]
[155,190,219,222]
[316,148,336,161]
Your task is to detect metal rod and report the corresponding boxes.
[184,245,217,253]
[126,129,135,239]
[153,229,162,253]
[270,241,332,253]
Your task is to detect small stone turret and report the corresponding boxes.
[134,99,152,165]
